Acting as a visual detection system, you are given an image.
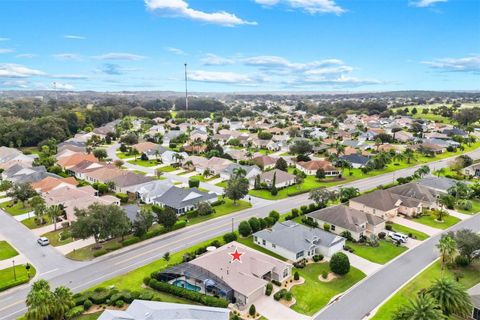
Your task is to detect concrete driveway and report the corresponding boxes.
[254,295,310,320]
[391,216,441,236]
[343,251,382,276]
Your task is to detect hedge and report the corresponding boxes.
[66,306,84,319]
[149,279,229,308]
[115,193,129,204]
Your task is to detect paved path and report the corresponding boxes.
[446,209,471,220]
[13,211,34,222]
[343,251,382,276]
[0,147,479,319]
[391,216,441,236]
[255,295,310,320]
[0,255,27,270]
[0,197,11,204]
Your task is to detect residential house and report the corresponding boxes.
[339,154,370,168]
[158,241,292,306]
[152,186,217,214]
[462,163,480,177]
[253,221,345,261]
[468,283,480,320]
[258,169,296,189]
[98,300,230,320]
[56,152,99,170]
[252,155,277,170]
[31,176,78,193]
[132,142,167,160]
[219,164,261,185]
[307,205,385,241]
[296,160,340,176]
[136,180,174,204]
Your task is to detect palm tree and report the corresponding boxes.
[427,278,472,317]
[436,235,457,272]
[52,286,74,320]
[233,167,247,179]
[393,294,446,320]
[46,205,63,231]
[26,280,55,320]
[403,148,415,164]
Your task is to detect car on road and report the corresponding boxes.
[388,232,408,243]
[37,237,50,246]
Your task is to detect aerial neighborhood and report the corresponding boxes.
[0,91,479,320]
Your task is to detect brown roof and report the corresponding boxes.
[259,169,296,184]
[297,160,336,171]
[31,176,78,193]
[252,155,277,167]
[132,142,161,154]
[57,153,98,169]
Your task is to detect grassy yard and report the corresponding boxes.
[371,260,480,320]
[0,201,33,216]
[0,241,18,260]
[387,223,429,241]
[180,199,252,226]
[115,151,134,159]
[215,180,227,188]
[237,236,288,262]
[347,240,408,264]
[189,174,219,182]
[0,264,36,292]
[132,170,147,175]
[72,312,102,320]
[455,198,480,215]
[89,235,227,304]
[127,159,158,167]
[21,216,52,229]
[41,228,74,247]
[291,262,366,315]
[413,212,461,230]
[157,165,177,173]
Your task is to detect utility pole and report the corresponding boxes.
[184,63,188,111]
[53,81,58,103]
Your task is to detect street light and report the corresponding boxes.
[12,259,16,281]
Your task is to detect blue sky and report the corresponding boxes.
[0,0,478,92]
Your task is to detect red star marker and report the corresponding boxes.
[229,248,244,263]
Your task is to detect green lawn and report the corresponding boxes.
[21,216,52,229]
[157,165,177,172]
[132,170,147,175]
[189,174,219,182]
[72,312,102,320]
[0,264,36,292]
[371,260,480,320]
[0,241,18,260]
[180,198,252,226]
[115,151,134,159]
[41,228,74,247]
[215,181,227,188]
[0,201,33,216]
[455,198,480,215]
[413,212,461,230]
[291,263,366,315]
[347,240,408,264]
[387,223,429,241]
[127,159,158,167]
[89,235,227,304]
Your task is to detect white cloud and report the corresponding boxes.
[49,74,89,80]
[145,0,256,26]
[64,35,86,40]
[243,55,343,72]
[2,80,28,88]
[16,53,37,58]
[0,64,45,78]
[165,47,186,55]
[94,52,146,61]
[0,48,14,54]
[254,0,345,15]
[201,54,235,66]
[53,82,74,90]
[422,55,480,73]
[189,70,263,84]
[410,0,447,7]
[296,74,382,86]
[53,53,82,61]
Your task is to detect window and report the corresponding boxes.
[296,251,304,259]
[262,240,266,245]
[331,225,336,231]
[254,236,258,242]
[272,244,276,248]
[283,268,289,278]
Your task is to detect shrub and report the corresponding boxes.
[143,277,151,286]
[300,205,308,214]
[93,249,108,258]
[308,203,317,212]
[274,289,287,301]
[378,232,386,240]
[313,254,324,262]
[87,288,112,304]
[322,271,328,279]
[188,179,200,188]
[122,237,141,246]
[340,231,354,241]
[110,291,133,304]
[265,283,273,296]
[330,252,350,275]
[323,223,331,231]
[455,255,470,267]
[302,217,319,228]
[285,291,293,301]
[249,304,256,316]
[115,193,129,204]
[272,280,282,287]
[65,306,84,319]
[269,210,280,222]
[385,224,393,231]
[291,208,299,218]
[458,200,472,211]
[294,271,300,281]
[248,217,261,233]
[149,279,229,308]
[139,291,154,300]
[115,299,125,307]
[83,299,93,311]
[293,259,306,269]
[211,199,225,207]
[223,232,237,243]
[238,221,252,237]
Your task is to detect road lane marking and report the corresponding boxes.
[39,268,59,276]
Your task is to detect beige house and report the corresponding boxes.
[258,169,296,189]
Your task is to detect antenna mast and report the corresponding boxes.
[184,63,188,111]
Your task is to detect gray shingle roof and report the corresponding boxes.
[153,187,217,210]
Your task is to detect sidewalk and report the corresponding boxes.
[0,197,11,204]
[254,295,310,320]
[13,211,34,222]
[391,216,440,236]
[343,251,382,276]
[446,209,470,220]
[55,238,96,255]
[0,255,28,270]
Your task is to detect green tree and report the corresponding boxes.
[427,278,472,317]
[46,205,63,231]
[8,182,37,208]
[275,157,288,172]
[25,279,74,320]
[339,187,360,203]
[436,235,457,272]
[225,174,249,205]
[393,295,446,320]
[156,207,178,229]
[238,221,252,237]
[329,252,350,275]
[132,207,154,237]
[309,189,338,208]
[93,148,108,161]
[52,286,75,320]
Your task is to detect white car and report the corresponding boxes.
[389,232,408,243]
[37,237,50,246]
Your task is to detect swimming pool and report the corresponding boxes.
[172,279,201,292]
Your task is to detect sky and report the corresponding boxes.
[0,0,479,92]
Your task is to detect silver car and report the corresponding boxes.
[388,232,408,243]
[37,237,50,246]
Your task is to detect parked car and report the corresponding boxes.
[37,237,50,246]
[389,232,408,243]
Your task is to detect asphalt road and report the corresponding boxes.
[0,148,479,319]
